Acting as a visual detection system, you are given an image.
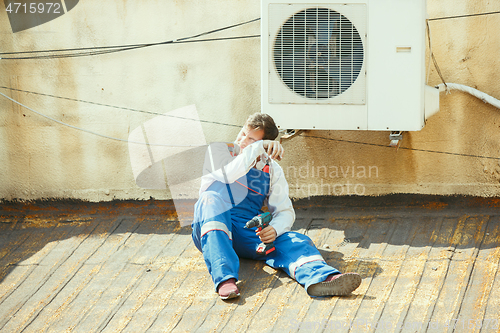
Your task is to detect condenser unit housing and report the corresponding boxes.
[261,0,439,131]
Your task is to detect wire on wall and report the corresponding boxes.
[1,10,499,59]
[301,134,500,161]
[0,86,241,129]
[425,20,447,88]
[425,9,500,87]
[426,9,500,110]
[1,12,499,160]
[428,10,500,22]
[0,18,261,60]
[2,87,499,161]
[0,91,205,147]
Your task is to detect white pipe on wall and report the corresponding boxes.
[437,83,500,110]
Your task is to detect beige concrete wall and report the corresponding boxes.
[1,0,499,201]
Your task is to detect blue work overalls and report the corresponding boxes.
[191,165,339,293]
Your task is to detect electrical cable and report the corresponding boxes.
[428,10,500,22]
[1,13,498,159]
[426,20,447,88]
[1,9,498,59]
[0,34,260,55]
[1,17,260,56]
[0,86,241,129]
[0,18,260,60]
[2,85,500,161]
[427,12,500,111]
[300,134,500,161]
[425,20,433,84]
[0,91,206,147]
[0,35,260,60]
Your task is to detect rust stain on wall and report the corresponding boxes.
[421,201,448,210]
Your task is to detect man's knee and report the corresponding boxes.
[200,220,233,241]
[197,191,226,208]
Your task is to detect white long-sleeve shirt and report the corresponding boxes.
[199,141,295,237]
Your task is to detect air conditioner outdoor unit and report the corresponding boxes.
[261,0,439,131]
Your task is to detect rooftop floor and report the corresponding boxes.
[1,195,500,332]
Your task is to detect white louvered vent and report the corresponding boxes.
[269,4,366,105]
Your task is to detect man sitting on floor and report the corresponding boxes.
[191,113,361,299]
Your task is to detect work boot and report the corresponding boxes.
[217,278,240,300]
[307,273,361,297]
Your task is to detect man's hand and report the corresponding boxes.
[262,140,284,161]
[256,225,277,243]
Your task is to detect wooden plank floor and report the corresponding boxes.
[1,196,500,333]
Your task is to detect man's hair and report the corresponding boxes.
[245,113,279,140]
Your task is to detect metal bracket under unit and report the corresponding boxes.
[279,129,303,143]
[389,131,403,148]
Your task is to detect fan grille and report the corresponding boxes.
[273,7,364,100]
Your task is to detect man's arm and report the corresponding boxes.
[266,161,295,238]
[201,139,284,187]
[202,141,266,185]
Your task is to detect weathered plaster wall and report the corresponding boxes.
[0,0,499,201]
